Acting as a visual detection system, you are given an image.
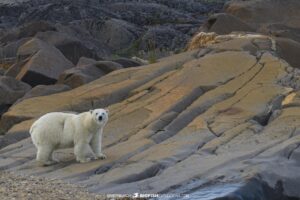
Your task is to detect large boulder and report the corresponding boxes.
[187,31,300,69]
[10,38,74,86]
[225,0,300,43]
[0,37,30,60]
[218,0,300,69]
[0,21,56,44]
[0,76,31,116]
[75,57,98,67]
[58,61,123,88]
[225,0,300,28]
[112,57,142,68]
[87,18,142,52]
[275,37,300,69]
[35,31,99,64]
[57,65,106,89]
[199,13,255,35]
[14,84,71,105]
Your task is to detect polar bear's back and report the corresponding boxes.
[30,112,76,147]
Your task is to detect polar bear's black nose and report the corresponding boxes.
[98,116,103,121]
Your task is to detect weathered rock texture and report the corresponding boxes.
[0,76,31,116]
[0,0,226,60]
[57,61,123,89]
[200,0,300,69]
[6,38,74,86]
[0,33,299,199]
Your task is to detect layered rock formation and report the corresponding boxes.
[0,33,299,199]
[1,0,300,199]
[201,0,300,70]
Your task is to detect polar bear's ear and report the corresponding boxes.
[89,110,93,114]
[105,109,109,114]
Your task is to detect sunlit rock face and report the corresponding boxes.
[0,33,299,199]
[1,0,300,199]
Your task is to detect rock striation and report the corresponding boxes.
[1,0,300,199]
[0,33,299,199]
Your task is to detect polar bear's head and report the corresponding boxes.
[90,108,109,126]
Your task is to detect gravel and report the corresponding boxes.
[0,171,105,200]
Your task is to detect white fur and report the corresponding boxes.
[30,108,108,166]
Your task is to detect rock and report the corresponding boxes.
[0,76,31,116]
[14,84,71,105]
[131,56,149,65]
[57,61,123,88]
[225,0,300,29]
[88,18,142,53]
[0,38,30,60]
[0,50,196,133]
[94,61,123,73]
[187,32,269,53]
[0,76,31,105]
[76,57,97,67]
[258,23,300,44]
[0,68,5,75]
[13,38,74,86]
[105,3,194,26]
[4,58,29,77]
[0,21,56,44]
[0,119,33,148]
[139,26,189,52]
[225,0,300,43]
[57,65,106,89]
[196,33,300,71]
[199,13,255,35]
[35,31,99,64]
[0,33,300,199]
[112,57,142,68]
[0,0,227,59]
[275,37,300,69]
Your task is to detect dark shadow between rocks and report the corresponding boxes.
[213,178,300,200]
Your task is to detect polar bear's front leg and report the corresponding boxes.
[74,142,97,163]
[91,130,106,160]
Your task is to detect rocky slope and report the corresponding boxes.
[1,0,300,200]
[1,33,300,199]
[0,0,226,60]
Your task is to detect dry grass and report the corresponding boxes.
[186,32,217,51]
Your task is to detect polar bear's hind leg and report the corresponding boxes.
[36,145,56,166]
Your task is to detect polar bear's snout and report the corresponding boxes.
[92,108,109,125]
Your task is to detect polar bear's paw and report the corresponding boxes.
[39,159,58,166]
[76,155,98,163]
[96,153,107,160]
[77,157,91,163]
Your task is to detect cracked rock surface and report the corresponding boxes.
[0,33,300,199]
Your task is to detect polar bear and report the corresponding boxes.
[29,108,109,166]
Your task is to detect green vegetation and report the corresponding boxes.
[147,39,157,64]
